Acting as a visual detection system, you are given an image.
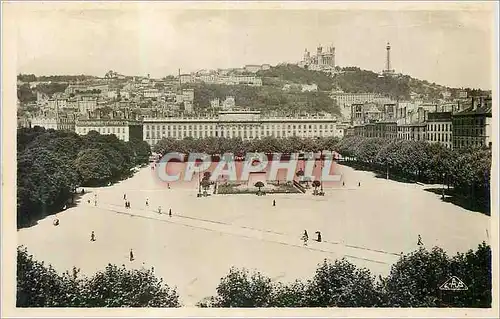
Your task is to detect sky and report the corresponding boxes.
[10,2,496,89]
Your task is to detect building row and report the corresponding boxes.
[348,97,492,149]
[142,111,344,146]
[179,74,262,86]
[24,110,345,146]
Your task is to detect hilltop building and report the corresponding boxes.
[299,45,336,72]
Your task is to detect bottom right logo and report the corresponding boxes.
[439,276,468,291]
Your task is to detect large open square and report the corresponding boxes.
[17,163,491,306]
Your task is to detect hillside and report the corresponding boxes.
[184,83,340,115]
[257,64,489,101]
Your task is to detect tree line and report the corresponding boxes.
[18,242,491,307]
[17,82,69,103]
[17,74,97,82]
[17,127,151,228]
[153,136,341,157]
[153,135,490,213]
[336,136,491,214]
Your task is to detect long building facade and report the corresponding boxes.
[75,118,143,142]
[143,111,342,146]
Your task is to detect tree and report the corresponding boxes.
[17,83,37,103]
[74,149,113,186]
[379,244,491,307]
[17,246,79,307]
[447,242,491,307]
[200,179,211,194]
[81,264,180,307]
[305,259,380,307]
[17,147,78,227]
[254,181,265,193]
[380,247,451,307]
[269,280,309,307]
[203,267,274,307]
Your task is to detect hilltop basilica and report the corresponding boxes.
[298,45,336,73]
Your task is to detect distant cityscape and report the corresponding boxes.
[17,41,492,150]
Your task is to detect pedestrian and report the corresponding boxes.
[158,206,162,214]
[273,199,276,207]
[146,198,149,207]
[81,189,85,195]
[301,230,309,246]
[342,181,345,187]
[169,208,172,217]
[129,249,134,261]
[124,193,127,200]
[358,182,361,187]
[94,200,97,206]
[315,231,322,242]
[417,234,423,246]
[127,201,131,209]
[168,183,171,189]
[87,199,91,204]
[90,231,96,242]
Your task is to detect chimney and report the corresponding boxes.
[472,97,477,111]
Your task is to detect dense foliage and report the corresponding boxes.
[256,64,461,101]
[258,64,338,91]
[17,247,180,307]
[17,73,97,82]
[17,82,70,101]
[200,243,491,308]
[336,136,491,213]
[379,243,491,307]
[17,127,151,228]
[17,241,490,308]
[184,83,339,115]
[17,83,37,103]
[154,135,490,213]
[153,136,341,156]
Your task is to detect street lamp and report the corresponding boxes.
[441,173,445,200]
[198,167,202,196]
[320,158,324,193]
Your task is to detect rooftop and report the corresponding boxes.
[454,106,492,116]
